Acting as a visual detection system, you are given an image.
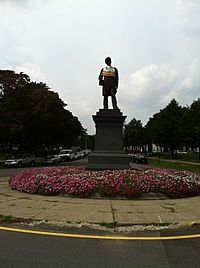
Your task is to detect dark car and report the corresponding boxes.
[129,154,148,164]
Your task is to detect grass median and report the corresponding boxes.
[148,158,200,173]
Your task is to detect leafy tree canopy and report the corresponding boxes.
[145,98,200,156]
[124,118,145,149]
[0,70,84,151]
[145,99,184,154]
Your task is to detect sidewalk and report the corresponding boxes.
[0,178,200,227]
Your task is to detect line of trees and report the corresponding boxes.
[1,70,199,156]
[124,98,200,158]
[0,70,85,153]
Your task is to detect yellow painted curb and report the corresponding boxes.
[0,226,200,241]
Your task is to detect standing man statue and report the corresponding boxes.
[98,57,119,110]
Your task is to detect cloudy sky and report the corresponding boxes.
[0,0,199,134]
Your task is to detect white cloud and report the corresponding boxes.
[120,64,178,110]
[175,0,200,36]
[69,100,95,118]
[120,58,200,125]
[15,63,45,82]
[175,58,200,104]
[0,61,45,82]
[68,100,96,133]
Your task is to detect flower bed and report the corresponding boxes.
[9,167,200,199]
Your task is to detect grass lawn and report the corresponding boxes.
[0,152,10,161]
[152,152,200,163]
[148,158,200,173]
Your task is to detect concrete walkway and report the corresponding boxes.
[0,178,200,227]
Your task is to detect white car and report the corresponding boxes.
[5,154,35,168]
[58,149,75,161]
[44,155,61,165]
[73,152,81,160]
[177,150,187,154]
[78,151,85,158]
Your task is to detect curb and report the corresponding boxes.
[1,215,200,233]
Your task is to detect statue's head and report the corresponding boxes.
[105,57,112,66]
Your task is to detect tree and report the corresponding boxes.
[180,98,200,159]
[123,118,145,151]
[145,99,184,155]
[0,70,84,151]
[0,70,30,100]
[177,106,193,150]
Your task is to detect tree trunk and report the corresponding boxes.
[170,146,175,156]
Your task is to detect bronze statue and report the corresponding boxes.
[98,57,119,110]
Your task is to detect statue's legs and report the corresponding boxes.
[103,96,108,109]
[103,87,119,110]
[111,94,118,109]
[111,87,119,109]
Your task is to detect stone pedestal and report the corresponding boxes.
[87,109,129,170]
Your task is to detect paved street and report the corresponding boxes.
[0,158,89,179]
[0,227,200,268]
[0,157,151,179]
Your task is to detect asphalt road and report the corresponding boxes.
[0,227,200,268]
[0,158,149,179]
[0,167,31,179]
[0,158,88,179]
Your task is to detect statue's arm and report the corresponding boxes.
[98,68,104,86]
[115,68,119,88]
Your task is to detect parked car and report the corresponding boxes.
[73,152,80,160]
[5,154,35,168]
[129,154,148,164]
[177,150,187,154]
[58,149,75,162]
[82,149,91,156]
[43,155,61,165]
[78,151,85,158]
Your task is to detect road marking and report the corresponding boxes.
[0,226,200,240]
[158,216,162,223]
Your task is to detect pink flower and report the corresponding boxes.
[8,166,200,199]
